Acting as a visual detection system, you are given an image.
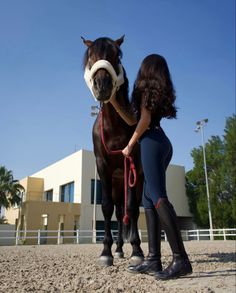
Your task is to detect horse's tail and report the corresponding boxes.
[122,220,132,242]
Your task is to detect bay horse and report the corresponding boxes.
[82,36,144,266]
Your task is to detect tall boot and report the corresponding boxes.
[155,198,192,280]
[128,207,162,275]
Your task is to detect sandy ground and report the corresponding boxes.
[0,241,235,293]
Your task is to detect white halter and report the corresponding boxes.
[84,59,124,102]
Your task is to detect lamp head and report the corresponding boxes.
[91,105,99,111]
[196,118,208,126]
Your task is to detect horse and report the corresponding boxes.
[82,35,144,266]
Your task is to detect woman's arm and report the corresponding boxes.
[122,103,151,156]
[109,95,137,126]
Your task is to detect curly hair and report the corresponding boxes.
[132,54,177,119]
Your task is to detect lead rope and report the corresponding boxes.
[99,109,137,224]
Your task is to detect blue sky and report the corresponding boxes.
[0,0,235,180]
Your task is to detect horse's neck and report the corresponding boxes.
[100,86,131,132]
[102,98,130,134]
[102,103,119,125]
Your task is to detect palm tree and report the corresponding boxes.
[0,166,25,209]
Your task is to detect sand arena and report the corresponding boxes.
[0,241,235,293]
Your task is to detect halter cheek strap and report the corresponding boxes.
[84,59,124,102]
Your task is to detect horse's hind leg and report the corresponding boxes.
[114,206,124,259]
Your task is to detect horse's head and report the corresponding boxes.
[82,36,125,103]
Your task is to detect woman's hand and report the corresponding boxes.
[122,145,133,157]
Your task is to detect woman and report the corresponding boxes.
[110,54,192,280]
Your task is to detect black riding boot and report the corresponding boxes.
[155,198,192,280]
[128,207,162,275]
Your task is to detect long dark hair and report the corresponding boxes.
[132,54,177,119]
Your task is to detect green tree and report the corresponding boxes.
[186,115,236,228]
[223,115,236,223]
[0,166,24,209]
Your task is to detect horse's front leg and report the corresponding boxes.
[114,205,124,259]
[127,185,144,265]
[112,179,124,259]
[98,171,114,266]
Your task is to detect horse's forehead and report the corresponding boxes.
[89,40,118,59]
[94,38,116,47]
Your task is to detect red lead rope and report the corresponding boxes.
[99,109,137,224]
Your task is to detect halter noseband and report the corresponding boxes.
[84,59,125,102]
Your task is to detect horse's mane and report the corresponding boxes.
[117,69,129,106]
[83,37,130,105]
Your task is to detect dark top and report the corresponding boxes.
[149,113,161,128]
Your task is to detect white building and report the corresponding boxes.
[5,149,193,244]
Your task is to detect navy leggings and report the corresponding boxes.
[140,127,173,209]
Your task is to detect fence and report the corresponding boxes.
[187,228,236,241]
[0,228,235,246]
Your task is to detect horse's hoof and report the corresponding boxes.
[114,252,124,259]
[97,256,114,266]
[129,256,144,266]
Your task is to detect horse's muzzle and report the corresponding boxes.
[96,92,112,103]
[93,74,113,102]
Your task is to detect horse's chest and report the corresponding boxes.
[107,135,128,149]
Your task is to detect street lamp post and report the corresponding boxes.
[92,165,98,243]
[195,119,213,240]
[91,105,99,243]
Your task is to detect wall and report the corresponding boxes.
[4,208,18,225]
[166,165,192,217]
[32,150,82,203]
[26,177,44,201]
[0,224,15,246]
[20,201,80,244]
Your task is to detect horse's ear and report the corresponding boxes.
[81,36,93,47]
[115,35,125,47]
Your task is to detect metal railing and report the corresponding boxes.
[0,228,235,245]
[187,228,236,241]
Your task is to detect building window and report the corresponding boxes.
[45,189,53,202]
[91,179,102,204]
[60,182,74,203]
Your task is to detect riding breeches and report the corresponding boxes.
[140,127,173,209]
